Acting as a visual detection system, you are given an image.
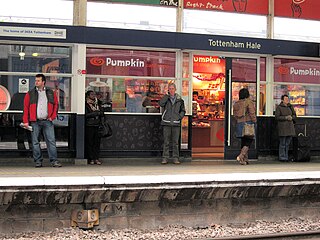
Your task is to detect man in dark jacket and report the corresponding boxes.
[159,83,186,164]
[22,74,61,168]
[275,94,296,162]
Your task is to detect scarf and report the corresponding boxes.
[87,98,99,111]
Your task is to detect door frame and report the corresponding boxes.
[185,51,261,159]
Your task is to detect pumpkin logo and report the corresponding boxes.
[278,65,289,75]
[90,57,105,66]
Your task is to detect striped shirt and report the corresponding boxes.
[37,87,48,120]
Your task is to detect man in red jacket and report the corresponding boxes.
[22,74,61,168]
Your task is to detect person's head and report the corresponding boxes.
[239,88,250,100]
[35,74,46,89]
[86,90,96,100]
[149,85,155,92]
[193,91,199,101]
[168,83,176,96]
[281,94,290,105]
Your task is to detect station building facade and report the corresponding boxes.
[0,22,320,160]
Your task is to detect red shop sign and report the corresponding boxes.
[274,60,320,84]
[184,0,268,15]
[193,55,225,74]
[275,0,320,21]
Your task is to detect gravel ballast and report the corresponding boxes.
[1,217,320,240]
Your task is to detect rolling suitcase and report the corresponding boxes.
[292,124,310,162]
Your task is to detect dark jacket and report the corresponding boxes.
[275,102,296,137]
[85,102,103,127]
[23,87,58,123]
[159,94,185,126]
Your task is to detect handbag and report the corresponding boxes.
[98,121,112,138]
[241,99,255,137]
[242,122,255,137]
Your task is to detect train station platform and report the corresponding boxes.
[0,157,320,185]
[1,158,320,233]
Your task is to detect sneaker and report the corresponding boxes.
[89,160,95,165]
[161,158,168,164]
[173,158,181,164]
[52,161,62,167]
[35,162,42,168]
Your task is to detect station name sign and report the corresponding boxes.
[0,26,66,39]
[208,38,261,50]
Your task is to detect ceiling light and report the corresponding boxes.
[19,51,25,60]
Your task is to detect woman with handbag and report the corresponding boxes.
[233,88,257,165]
[85,90,103,165]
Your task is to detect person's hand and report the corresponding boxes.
[161,94,169,101]
[48,118,52,121]
[285,115,292,121]
[23,122,29,127]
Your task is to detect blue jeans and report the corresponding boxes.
[279,136,292,161]
[30,120,57,163]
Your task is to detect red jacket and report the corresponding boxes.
[23,87,59,123]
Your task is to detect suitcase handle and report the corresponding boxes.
[295,124,307,137]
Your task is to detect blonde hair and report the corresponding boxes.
[168,83,176,89]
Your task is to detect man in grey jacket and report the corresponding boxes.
[159,83,186,164]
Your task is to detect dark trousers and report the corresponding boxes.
[163,125,180,160]
[241,137,254,148]
[85,126,101,161]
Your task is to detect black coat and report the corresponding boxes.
[85,102,103,127]
[275,102,296,137]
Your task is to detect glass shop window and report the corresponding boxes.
[0,44,72,112]
[273,58,320,116]
[86,48,176,77]
[86,77,173,113]
[0,45,71,73]
[0,75,71,112]
[86,48,177,113]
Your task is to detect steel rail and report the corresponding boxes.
[207,229,320,240]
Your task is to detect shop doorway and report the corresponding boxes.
[225,57,258,159]
[191,55,259,159]
[192,55,226,158]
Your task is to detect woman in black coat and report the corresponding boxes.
[275,94,296,162]
[85,90,104,165]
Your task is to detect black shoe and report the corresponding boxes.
[35,162,42,168]
[279,159,289,162]
[289,157,295,162]
[52,161,62,167]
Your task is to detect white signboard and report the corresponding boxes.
[0,26,66,39]
[19,78,29,93]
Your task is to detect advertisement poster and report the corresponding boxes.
[275,0,320,21]
[0,85,10,111]
[184,0,268,15]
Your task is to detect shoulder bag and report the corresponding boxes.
[98,121,113,138]
[242,99,255,138]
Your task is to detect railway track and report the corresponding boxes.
[208,230,320,240]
